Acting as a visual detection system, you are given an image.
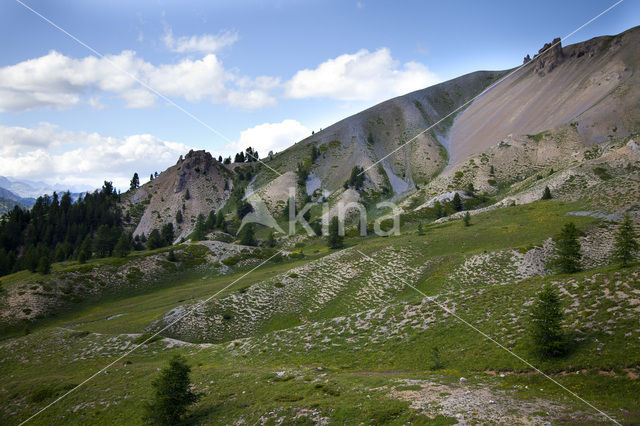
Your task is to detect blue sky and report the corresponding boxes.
[0,0,637,190]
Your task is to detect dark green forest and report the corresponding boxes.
[0,182,126,277]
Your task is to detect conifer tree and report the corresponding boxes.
[161,223,174,246]
[530,284,566,357]
[130,172,140,191]
[214,210,225,230]
[452,193,463,212]
[266,231,276,248]
[327,216,344,249]
[37,252,51,275]
[550,222,581,273]
[143,355,198,425]
[612,214,639,267]
[541,186,552,200]
[463,211,471,227]
[114,233,131,258]
[78,236,92,264]
[175,210,183,224]
[238,223,256,246]
[192,214,206,241]
[147,229,165,250]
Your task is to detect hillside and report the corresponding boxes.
[0,187,33,214]
[447,26,640,165]
[122,150,234,241]
[250,26,639,211]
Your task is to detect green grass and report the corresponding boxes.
[0,199,638,424]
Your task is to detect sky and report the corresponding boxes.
[0,0,637,191]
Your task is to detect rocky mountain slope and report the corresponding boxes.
[447,26,640,165]
[0,187,34,215]
[122,150,233,241]
[251,26,639,210]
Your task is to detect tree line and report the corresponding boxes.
[0,182,123,276]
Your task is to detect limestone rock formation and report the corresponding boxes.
[534,37,564,76]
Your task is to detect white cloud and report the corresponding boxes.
[0,50,275,112]
[163,28,238,54]
[0,123,191,190]
[285,48,439,102]
[230,119,310,156]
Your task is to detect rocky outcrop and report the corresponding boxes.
[175,150,218,193]
[123,149,232,241]
[534,37,564,76]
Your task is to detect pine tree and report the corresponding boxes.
[143,355,198,425]
[37,253,51,275]
[204,211,214,230]
[114,233,131,258]
[417,223,425,236]
[266,231,276,248]
[327,216,344,249]
[192,214,206,241]
[464,183,475,197]
[54,244,66,262]
[347,166,365,190]
[94,225,119,257]
[452,193,463,212]
[147,229,165,250]
[463,211,471,227]
[161,223,174,246]
[541,186,552,200]
[78,236,92,264]
[184,189,191,200]
[238,223,256,246]
[612,214,639,267]
[150,174,154,181]
[433,200,445,218]
[311,145,320,163]
[550,222,581,273]
[214,210,225,230]
[175,210,183,224]
[130,172,140,191]
[530,285,566,357]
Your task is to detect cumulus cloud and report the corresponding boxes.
[163,28,239,54]
[0,123,191,190]
[285,48,439,101]
[0,50,275,111]
[230,119,311,156]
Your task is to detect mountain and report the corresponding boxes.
[250,26,639,208]
[117,27,639,241]
[122,149,234,241]
[0,187,33,215]
[0,175,90,201]
[446,26,640,164]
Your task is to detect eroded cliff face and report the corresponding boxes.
[124,149,232,241]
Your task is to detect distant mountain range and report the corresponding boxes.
[0,176,93,214]
[0,176,91,199]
